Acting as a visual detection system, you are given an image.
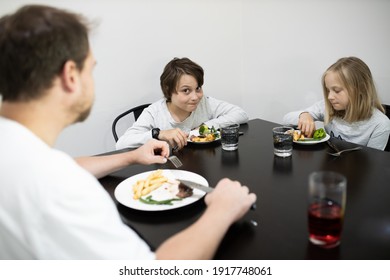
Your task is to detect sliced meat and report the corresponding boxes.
[177,183,193,198]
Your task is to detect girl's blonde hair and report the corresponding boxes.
[322,57,384,123]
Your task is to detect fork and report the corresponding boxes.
[168,155,183,168]
[327,146,362,157]
[327,140,340,152]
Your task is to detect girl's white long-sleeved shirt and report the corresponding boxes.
[282,100,390,150]
[116,95,249,149]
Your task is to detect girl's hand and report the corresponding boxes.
[298,112,316,137]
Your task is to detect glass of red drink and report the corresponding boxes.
[308,171,347,248]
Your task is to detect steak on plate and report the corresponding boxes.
[177,183,193,198]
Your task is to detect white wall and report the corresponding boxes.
[242,0,390,122]
[1,0,389,156]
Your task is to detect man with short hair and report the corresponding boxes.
[0,5,256,259]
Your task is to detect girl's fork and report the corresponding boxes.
[327,146,362,157]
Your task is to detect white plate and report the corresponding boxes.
[114,169,208,211]
[293,133,330,145]
[187,129,221,144]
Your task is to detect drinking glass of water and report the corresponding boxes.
[272,126,293,157]
[220,123,240,151]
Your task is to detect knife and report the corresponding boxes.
[178,179,214,193]
[178,179,256,210]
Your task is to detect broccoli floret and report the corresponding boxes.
[199,124,210,135]
[313,128,326,140]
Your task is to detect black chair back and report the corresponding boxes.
[383,104,390,152]
[112,103,151,142]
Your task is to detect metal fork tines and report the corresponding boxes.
[327,146,362,157]
[327,140,340,152]
[168,155,183,168]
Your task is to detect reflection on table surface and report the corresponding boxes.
[99,118,390,259]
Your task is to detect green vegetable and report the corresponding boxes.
[199,124,220,138]
[313,128,326,140]
[199,124,210,135]
[210,126,220,138]
[139,195,182,205]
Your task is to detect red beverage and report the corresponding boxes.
[308,201,343,248]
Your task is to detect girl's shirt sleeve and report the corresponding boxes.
[282,100,325,125]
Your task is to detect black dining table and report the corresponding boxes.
[99,118,390,260]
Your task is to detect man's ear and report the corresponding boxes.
[60,60,79,93]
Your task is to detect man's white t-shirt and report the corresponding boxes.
[0,117,155,259]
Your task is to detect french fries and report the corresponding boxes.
[293,130,305,141]
[190,134,216,142]
[132,170,168,200]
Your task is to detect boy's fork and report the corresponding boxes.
[168,155,183,168]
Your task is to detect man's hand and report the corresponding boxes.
[156,178,257,260]
[205,178,257,223]
[132,139,170,165]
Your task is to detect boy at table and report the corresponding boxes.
[0,5,256,259]
[116,57,249,150]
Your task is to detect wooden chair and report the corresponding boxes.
[112,103,151,142]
